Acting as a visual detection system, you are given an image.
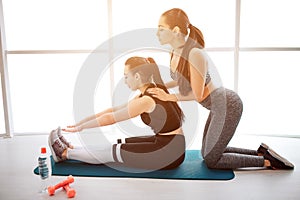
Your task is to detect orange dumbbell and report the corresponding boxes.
[48,175,74,196]
[63,184,76,198]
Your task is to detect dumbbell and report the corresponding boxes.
[63,184,76,198]
[48,175,74,195]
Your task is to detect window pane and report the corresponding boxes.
[238,51,300,136]
[207,51,235,90]
[2,0,108,50]
[94,60,114,133]
[240,0,300,47]
[112,0,235,47]
[7,53,112,133]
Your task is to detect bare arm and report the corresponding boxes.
[188,48,207,102]
[148,48,207,102]
[63,96,155,132]
[147,88,196,102]
[165,80,178,89]
[68,95,141,127]
[70,103,128,127]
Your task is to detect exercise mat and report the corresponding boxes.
[34,150,234,180]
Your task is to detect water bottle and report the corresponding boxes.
[38,147,52,193]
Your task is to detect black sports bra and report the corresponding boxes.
[139,84,182,134]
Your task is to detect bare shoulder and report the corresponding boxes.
[138,95,156,113]
[188,48,207,72]
[130,95,154,104]
[132,95,156,108]
[189,48,205,61]
[140,95,155,103]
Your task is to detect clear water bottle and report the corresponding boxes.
[38,147,52,193]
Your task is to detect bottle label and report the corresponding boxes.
[38,157,49,179]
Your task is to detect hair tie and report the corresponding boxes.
[188,23,193,29]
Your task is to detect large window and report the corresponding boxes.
[112,0,236,48]
[238,51,300,136]
[3,0,108,50]
[238,0,300,136]
[111,0,236,87]
[240,0,300,47]
[2,0,110,134]
[7,54,87,133]
[1,0,299,137]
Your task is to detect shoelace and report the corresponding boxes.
[59,136,70,147]
[54,139,65,155]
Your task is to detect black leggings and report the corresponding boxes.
[114,134,185,170]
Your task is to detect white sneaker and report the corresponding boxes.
[48,129,67,162]
[56,126,72,148]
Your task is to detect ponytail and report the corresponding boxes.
[146,57,169,91]
[188,24,205,48]
[176,24,205,96]
[146,57,156,64]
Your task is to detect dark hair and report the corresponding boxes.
[161,8,205,95]
[125,56,184,122]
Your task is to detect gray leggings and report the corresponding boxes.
[200,87,264,169]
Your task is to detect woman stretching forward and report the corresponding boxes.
[48,56,185,170]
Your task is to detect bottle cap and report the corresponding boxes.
[41,147,47,154]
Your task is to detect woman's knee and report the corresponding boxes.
[203,155,218,169]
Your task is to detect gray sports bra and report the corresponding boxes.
[170,51,211,86]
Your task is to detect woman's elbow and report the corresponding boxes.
[187,88,202,102]
[192,93,204,102]
[98,114,116,126]
[192,90,205,102]
[195,95,203,102]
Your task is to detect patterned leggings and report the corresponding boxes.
[200,87,265,169]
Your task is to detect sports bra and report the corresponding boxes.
[170,50,211,86]
[139,84,182,134]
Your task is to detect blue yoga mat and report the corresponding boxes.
[34,150,234,180]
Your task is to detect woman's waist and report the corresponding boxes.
[199,82,219,103]
[158,127,183,136]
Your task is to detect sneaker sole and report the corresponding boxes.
[257,143,269,155]
[56,126,62,137]
[260,143,269,149]
[48,130,60,162]
[268,148,294,168]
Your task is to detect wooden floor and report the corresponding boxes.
[0,133,299,200]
